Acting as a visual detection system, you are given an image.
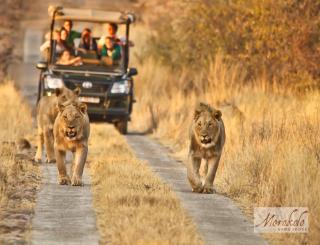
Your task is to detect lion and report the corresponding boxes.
[34,87,80,163]
[187,102,225,194]
[53,101,90,186]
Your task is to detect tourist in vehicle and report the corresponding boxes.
[40,32,51,53]
[63,20,81,48]
[98,23,134,49]
[78,28,98,53]
[56,49,82,66]
[100,36,121,65]
[56,28,73,54]
[40,30,67,54]
[97,23,119,49]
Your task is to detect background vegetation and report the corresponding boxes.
[0,0,23,81]
[146,0,320,87]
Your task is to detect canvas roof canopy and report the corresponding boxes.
[48,6,135,24]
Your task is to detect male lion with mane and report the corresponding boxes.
[187,102,225,194]
[53,101,90,186]
[34,87,80,163]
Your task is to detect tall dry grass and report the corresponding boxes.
[89,124,203,244]
[130,56,320,244]
[0,82,33,141]
[0,81,40,243]
[0,81,34,203]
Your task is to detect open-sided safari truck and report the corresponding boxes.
[36,6,138,134]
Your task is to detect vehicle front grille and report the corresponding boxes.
[64,80,109,94]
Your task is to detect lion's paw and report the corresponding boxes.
[34,158,42,163]
[58,175,71,185]
[192,185,204,193]
[46,158,56,164]
[71,175,83,186]
[202,185,216,194]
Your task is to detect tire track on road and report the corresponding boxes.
[31,163,99,244]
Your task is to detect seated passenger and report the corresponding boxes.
[56,28,72,55]
[78,28,98,53]
[100,37,121,65]
[56,49,82,66]
[98,23,134,51]
[39,31,51,53]
[97,23,120,50]
[40,29,71,57]
[63,20,81,48]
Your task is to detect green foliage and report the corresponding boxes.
[147,0,320,83]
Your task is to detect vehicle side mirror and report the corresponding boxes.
[36,61,47,70]
[128,67,138,76]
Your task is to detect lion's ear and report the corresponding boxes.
[58,103,65,113]
[214,110,222,120]
[194,102,205,121]
[55,88,63,96]
[74,87,81,96]
[194,107,202,121]
[79,103,87,114]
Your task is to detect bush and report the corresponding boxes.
[147,0,320,84]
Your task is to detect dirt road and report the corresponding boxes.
[31,164,99,244]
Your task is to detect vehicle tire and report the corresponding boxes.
[128,95,133,114]
[115,120,128,135]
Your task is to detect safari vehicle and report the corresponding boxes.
[36,6,138,134]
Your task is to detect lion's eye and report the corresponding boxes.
[63,115,67,119]
[208,122,212,127]
[197,122,202,127]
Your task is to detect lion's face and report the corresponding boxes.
[194,105,222,149]
[59,102,87,141]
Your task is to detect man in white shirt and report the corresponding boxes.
[97,23,133,51]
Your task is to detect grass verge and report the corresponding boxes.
[89,124,203,244]
[0,81,41,243]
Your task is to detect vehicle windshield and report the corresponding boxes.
[50,20,127,74]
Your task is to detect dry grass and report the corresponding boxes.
[130,55,320,244]
[0,82,33,141]
[89,124,203,245]
[0,81,40,243]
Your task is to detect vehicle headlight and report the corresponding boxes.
[44,76,64,89]
[110,80,130,94]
